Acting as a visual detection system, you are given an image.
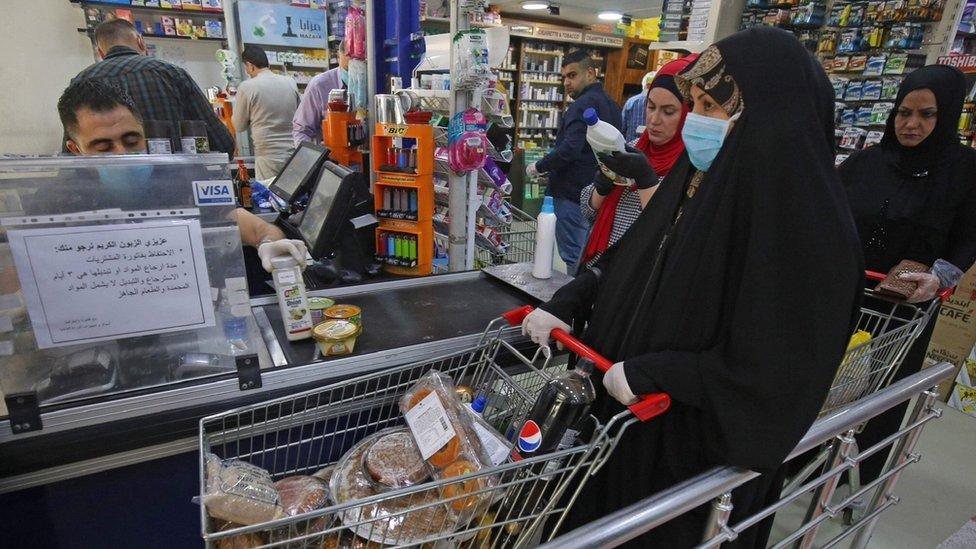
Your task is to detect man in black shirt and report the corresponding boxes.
[68,19,234,155]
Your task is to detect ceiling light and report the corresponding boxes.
[598,10,623,21]
[521,1,550,10]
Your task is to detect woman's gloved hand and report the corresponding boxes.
[596,145,657,189]
[604,362,638,405]
[900,271,940,303]
[592,172,615,196]
[521,308,571,346]
[258,239,308,272]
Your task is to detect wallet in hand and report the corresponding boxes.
[875,260,929,300]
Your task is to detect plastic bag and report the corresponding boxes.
[203,453,283,526]
[347,59,369,114]
[399,371,496,515]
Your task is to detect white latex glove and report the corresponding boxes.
[900,271,940,303]
[257,239,308,272]
[521,308,571,346]
[603,362,638,405]
[526,162,539,178]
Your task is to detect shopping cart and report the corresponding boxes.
[783,270,953,518]
[198,306,669,548]
[475,206,537,269]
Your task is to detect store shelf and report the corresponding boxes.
[648,40,708,53]
[523,49,564,56]
[77,0,224,17]
[420,16,450,24]
[522,80,562,85]
[520,70,562,75]
[141,34,226,42]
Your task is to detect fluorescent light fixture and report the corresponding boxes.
[598,10,623,20]
[521,1,550,10]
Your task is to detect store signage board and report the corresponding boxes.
[509,24,535,38]
[583,33,625,48]
[238,1,327,49]
[937,54,976,73]
[8,220,214,349]
[534,28,584,44]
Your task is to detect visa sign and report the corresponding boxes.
[193,180,235,206]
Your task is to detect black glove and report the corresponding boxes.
[597,144,658,189]
[592,171,615,196]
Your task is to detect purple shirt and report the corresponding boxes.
[292,67,343,145]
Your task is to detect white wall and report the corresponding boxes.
[0,1,224,155]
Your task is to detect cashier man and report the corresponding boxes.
[58,78,304,273]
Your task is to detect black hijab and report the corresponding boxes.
[562,28,864,472]
[880,65,967,175]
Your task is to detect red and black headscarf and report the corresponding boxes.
[581,55,698,267]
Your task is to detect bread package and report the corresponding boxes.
[362,430,429,489]
[204,453,283,526]
[398,371,496,516]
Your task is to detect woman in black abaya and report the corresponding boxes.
[840,65,976,485]
[521,28,863,547]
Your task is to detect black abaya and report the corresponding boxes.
[539,29,863,547]
[839,65,976,483]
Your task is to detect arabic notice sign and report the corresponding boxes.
[9,220,214,349]
[239,1,328,49]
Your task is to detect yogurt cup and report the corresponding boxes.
[325,304,362,329]
[308,296,336,327]
[313,320,361,356]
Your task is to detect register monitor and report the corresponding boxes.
[268,142,328,203]
[296,160,373,260]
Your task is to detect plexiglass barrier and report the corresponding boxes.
[0,154,270,419]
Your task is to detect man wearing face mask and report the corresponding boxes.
[68,18,234,155]
[527,50,621,274]
[57,78,307,275]
[292,42,349,145]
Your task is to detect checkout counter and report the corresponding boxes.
[0,154,542,547]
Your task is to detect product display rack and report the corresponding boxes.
[372,122,434,276]
[74,0,228,43]
[323,110,366,169]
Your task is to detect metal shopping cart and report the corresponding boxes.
[198,306,669,548]
[783,270,953,520]
[476,206,538,269]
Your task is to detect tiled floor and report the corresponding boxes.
[770,404,976,548]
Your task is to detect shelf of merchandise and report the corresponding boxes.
[372,123,435,276]
[74,0,225,17]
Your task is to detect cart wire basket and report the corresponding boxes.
[784,270,952,504]
[475,206,537,269]
[198,307,669,548]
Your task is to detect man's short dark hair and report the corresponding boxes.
[241,45,270,69]
[94,18,140,49]
[564,50,595,72]
[58,79,142,138]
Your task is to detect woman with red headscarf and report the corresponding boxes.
[578,55,697,269]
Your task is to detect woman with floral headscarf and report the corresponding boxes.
[521,28,863,546]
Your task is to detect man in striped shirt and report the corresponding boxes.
[68,19,234,155]
[620,71,656,143]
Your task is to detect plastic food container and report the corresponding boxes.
[308,296,335,327]
[312,320,361,356]
[325,304,362,329]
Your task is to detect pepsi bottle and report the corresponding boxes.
[515,358,596,457]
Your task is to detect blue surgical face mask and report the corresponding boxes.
[339,67,349,85]
[96,164,155,195]
[682,112,740,172]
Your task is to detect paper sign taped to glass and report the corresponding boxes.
[8,219,215,349]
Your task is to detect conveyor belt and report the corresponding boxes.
[263,273,531,365]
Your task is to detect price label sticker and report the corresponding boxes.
[404,391,457,460]
[384,125,409,136]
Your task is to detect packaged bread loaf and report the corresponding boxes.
[204,453,284,526]
[398,371,495,515]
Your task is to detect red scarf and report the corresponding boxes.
[580,56,697,267]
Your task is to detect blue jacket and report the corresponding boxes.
[537,82,622,202]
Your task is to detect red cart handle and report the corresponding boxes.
[502,306,671,422]
[865,270,953,302]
